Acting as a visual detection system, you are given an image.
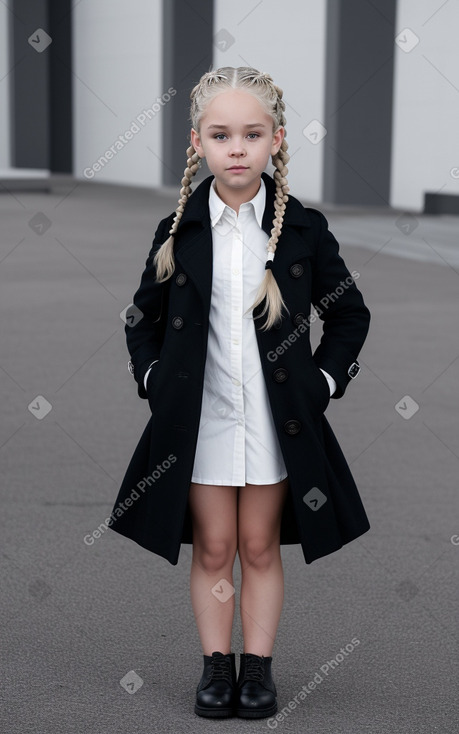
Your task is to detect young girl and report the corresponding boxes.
[110,66,370,720]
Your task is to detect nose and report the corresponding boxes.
[229,137,246,157]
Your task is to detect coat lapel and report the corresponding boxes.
[173,171,315,308]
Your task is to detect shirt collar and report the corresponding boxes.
[209,176,266,229]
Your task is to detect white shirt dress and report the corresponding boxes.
[190,177,289,486]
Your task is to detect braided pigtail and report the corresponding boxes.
[245,82,291,330]
[154,68,231,282]
[153,145,201,282]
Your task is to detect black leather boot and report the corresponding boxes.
[236,652,277,718]
[194,651,237,718]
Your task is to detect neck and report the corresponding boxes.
[213,178,261,215]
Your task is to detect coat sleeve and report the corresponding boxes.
[125,214,174,399]
[309,209,371,399]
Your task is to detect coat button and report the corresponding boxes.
[289,263,303,278]
[273,368,288,383]
[172,316,184,329]
[293,312,307,326]
[284,419,301,435]
[176,273,187,286]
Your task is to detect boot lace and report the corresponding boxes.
[211,656,233,683]
[245,656,265,682]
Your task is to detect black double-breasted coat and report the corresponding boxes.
[109,172,371,566]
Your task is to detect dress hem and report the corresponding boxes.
[190,473,288,486]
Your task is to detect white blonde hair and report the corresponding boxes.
[154,66,290,330]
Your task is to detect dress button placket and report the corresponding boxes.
[231,221,245,484]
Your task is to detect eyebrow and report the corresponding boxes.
[206,123,267,130]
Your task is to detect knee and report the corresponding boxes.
[238,536,279,571]
[193,536,236,573]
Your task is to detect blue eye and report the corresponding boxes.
[213,132,261,140]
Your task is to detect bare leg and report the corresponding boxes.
[237,477,289,657]
[189,483,238,656]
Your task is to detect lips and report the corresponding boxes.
[228,166,248,171]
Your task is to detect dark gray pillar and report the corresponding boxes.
[162,0,214,186]
[9,0,49,168]
[48,0,72,173]
[9,0,72,172]
[323,0,397,206]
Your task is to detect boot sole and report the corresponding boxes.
[194,702,235,718]
[237,702,278,719]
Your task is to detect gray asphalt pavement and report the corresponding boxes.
[1,175,458,733]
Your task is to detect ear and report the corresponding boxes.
[271,126,285,156]
[190,128,205,159]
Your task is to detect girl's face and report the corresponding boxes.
[190,89,284,205]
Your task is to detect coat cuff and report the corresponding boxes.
[128,354,160,399]
[319,368,337,397]
[143,360,159,391]
[313,344,362,399]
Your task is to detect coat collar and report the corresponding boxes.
[173,171,314,310]
[177,170,313,233]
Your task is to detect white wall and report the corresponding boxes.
[0,0,10,168]
[213,0,327,203]
[73,1,165,187]
[391,0,459,210]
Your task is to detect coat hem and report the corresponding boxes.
[109,524,180,566]
[109,515,370,567]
